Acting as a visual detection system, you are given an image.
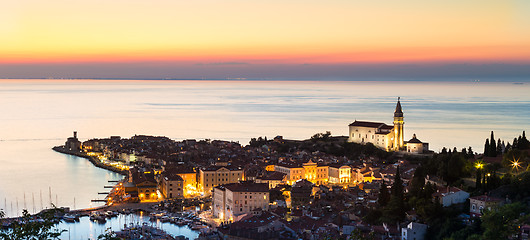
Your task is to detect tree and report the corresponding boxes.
[378,181,390,207]
[0,208,65,240]
[476,167,482,189]
[481,203,528,240]
[348,228,375,240]
[520,131,530,149]
[408,166,425,197]
[447,154,467,184]
[383,166,405,223]
[441,147,448,154]
[468,146,474,158]
[489,131,497,157]
[496,138,503,155]
[505,142,511,153]
[98,228,120,240]
[391,166,404,200]
[484,139,490,156]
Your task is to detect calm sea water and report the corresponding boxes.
[1,80,529,220]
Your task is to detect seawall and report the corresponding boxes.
[52,146,127,175]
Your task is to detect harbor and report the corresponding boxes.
[57,209,200,239]
[2,201,208,239]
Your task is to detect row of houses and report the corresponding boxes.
[264,160,385,188]
[146,159,411,200]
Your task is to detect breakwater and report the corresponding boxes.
[52,146,127,175]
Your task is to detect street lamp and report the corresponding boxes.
[511,158,521,173]
[475,162,483,169]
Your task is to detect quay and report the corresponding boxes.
[52,146,127,175]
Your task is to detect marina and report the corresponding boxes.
[57,210,200,239]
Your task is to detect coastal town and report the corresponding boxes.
[2,100,530,240]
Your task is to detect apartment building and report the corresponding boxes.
[160,173,184,199]
[199,166,244,196]
[212,182,269,222]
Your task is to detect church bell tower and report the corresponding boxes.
[393,97,404,150]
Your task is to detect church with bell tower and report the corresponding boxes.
[393,97,404,150]
[348,98,407,151]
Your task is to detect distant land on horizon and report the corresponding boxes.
[1,62,530,81]
[1,77,529,82]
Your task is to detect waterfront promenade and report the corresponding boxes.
[52,146,127,175]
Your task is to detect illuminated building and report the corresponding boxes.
[162,165,198,198]
[212,182,269,222]
[270,160,328,185]
[348,98,405,151]
[256,171,286,189]
[406,134,429,154]
[290,179,313,207]
[129,167,159,202]
[199,166,244,196]
[267,161,366,186]
[328,164,351,184]
[178,171,198,198]
[160,173,184,199]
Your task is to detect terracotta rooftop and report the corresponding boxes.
[163,173,183,181]
[221,182,269,192]
[470,195,503,202]
[349,121,391,128]
[260,171,286,181]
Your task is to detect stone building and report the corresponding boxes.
[199,165,244,196]
[65,131,81,151]
[348,98,404,151]
[212,182,269,222]
[160,173,184,199]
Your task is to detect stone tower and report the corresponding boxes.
[393,97,404,150]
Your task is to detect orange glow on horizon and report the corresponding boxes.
[1,1,529,66]
[2,44,530,65]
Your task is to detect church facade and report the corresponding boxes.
[348,99,405,151]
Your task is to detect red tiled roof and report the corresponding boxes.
[224,182,269,192]
[470,195,503,202]
[349,121,389,128]
[260,171,286,181]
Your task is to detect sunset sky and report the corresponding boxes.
[1,0,530,79]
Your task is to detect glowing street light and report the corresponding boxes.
[475,162,484,169]
[511,158,521,173]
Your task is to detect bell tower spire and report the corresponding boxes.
[393,97,404,150]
